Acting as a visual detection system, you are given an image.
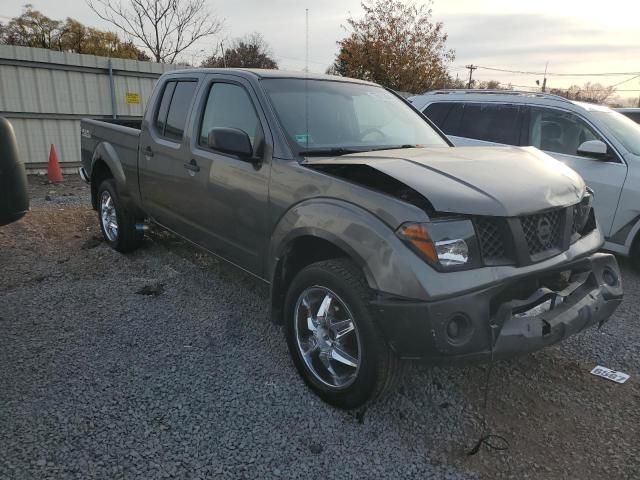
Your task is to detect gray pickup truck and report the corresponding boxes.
[80,69,623,409]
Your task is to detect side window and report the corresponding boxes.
[423,102,453,128]
[199,83,262,148]
[440,103,464,136]
[154,81,175,133]
[528,108,603,156]
[459,103,521,145]
[164,81,197,141]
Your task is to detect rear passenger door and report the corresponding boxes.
[423,102,524,147]
[139,77,200,235]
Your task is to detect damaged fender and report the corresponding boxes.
[268,198,430,300]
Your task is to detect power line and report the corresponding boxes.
[500,83,640,93]
[610,74,640,88]
[475,65,640,77]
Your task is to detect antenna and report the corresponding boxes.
[305,8,309,73]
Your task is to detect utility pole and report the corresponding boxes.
[220,41,227,68]
[465,64,477,89]
[541,61,548,92]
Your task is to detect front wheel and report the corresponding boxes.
[97,179,143,253]
[284,259,402,409]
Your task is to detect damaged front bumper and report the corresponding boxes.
[371,252,623,362]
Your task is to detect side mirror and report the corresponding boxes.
[207,127,253,159]
[577,140,609,159]
[0,117,29,227]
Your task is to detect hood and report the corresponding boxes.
[303,146,585,216]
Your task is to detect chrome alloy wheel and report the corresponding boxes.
[294,286,361,389]
[100,190,118,242]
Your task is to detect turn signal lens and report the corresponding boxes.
[397,223,439,264]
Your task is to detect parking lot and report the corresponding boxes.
[1,176,639,480]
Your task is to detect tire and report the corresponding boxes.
[284,258,402,409]
[97,179,143,253]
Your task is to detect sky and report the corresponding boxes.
[2,0,639,100]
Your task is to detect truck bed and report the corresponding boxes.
[80,118,141,179]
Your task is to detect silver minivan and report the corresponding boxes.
[412,90,640,267]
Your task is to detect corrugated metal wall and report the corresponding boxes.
[0,45,180,170]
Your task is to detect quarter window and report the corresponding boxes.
[154,81,176,134]
[199,83,262,148]
[164,81,197,141]
[528,108,602,157]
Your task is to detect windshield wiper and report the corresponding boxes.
[298,147,365,157]
[366,144,420,151]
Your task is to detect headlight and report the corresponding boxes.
[574,190,594,233]
[397,219,480,271]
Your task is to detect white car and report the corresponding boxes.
[412,90,640,267]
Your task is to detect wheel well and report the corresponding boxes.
[270,236,350,324]
[90,160,113,209]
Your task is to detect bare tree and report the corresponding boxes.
[550,82,616,104]
[86,0,223,63]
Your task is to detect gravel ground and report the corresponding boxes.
[1,176,638,479]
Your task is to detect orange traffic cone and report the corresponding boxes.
[47,144,63,183]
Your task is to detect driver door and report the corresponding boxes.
[188,75,272,276]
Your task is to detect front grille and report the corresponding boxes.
[475,217,507,262]
[520,209,563,256]
[474,205,591,266]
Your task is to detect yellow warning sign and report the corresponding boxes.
[125,92,141,105]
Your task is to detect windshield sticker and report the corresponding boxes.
[295,134,313,144]
[366,91,395,102]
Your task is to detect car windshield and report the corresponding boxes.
[260,78,449,155]
[591,110,640,156]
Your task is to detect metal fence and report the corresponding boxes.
[0,45,180,171]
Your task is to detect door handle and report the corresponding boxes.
[143,146,154,157]
[183,159,200,173]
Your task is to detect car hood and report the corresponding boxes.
[302,146,586,216]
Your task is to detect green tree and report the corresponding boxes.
[201,33,278,69]
[0,5,149,60]
[329,0,455,93]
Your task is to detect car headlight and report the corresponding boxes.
[396,219,481,271]
[574,190,594,233]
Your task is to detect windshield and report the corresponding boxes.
[260,78,449,155]
[591,110,640,156]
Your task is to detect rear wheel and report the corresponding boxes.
[284,259,402,409]
[97,179,143,252]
